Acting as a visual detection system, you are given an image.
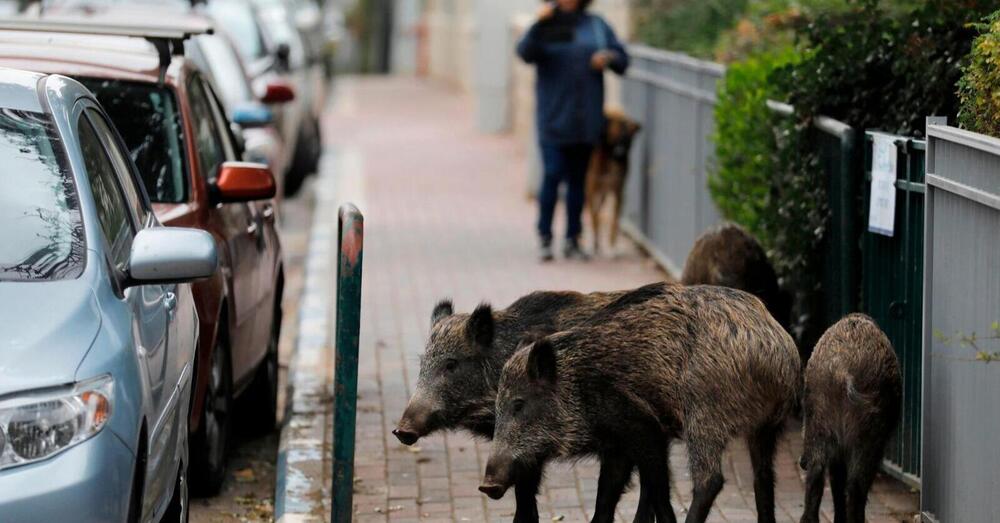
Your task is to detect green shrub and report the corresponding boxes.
[958,12,1000,137]
[711,0,1000,346]
[632,0,751,59]
[710,49,797,238]
[772,0,999,344]
[775,0,997,136]
[632,0,925,62]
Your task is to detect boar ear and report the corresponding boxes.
[431,300,454,326]
[527,339,557,384]
[467,303,495,348]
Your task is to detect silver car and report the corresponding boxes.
[0,68,217,522]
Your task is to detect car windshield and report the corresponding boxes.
[79,79,187,203]
[206,0,268,61]
[0,108,85,281]
[196,35,255,109]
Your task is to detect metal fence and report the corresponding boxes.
[767,101,861,343]
[921,123,1000,523]
[860,132,926,485]
[621,45,723,274]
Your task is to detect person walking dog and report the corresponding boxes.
[517,0,629,261]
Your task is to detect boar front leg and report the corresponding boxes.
[513,465,542,523]
[591,453,632,523]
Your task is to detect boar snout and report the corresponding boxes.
[393,393,438,445]
[479,454,514,500]
[478,484,507,500]
[391,428,420,446]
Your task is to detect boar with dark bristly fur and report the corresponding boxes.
[393,287,664,523]
[799,314,901,523]
[481,282,801,523]
[681,223,791,332]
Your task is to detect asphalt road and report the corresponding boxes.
[189,181,315,523]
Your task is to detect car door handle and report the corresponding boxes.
[163,292,177,314]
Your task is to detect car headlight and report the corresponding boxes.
[0,376,113,471]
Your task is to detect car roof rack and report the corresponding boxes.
[0,16,213,84]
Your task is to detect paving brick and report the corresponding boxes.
[325,77,919,522]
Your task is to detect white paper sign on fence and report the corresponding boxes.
[868,134,897,237]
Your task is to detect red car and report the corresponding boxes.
[0,13,285,494]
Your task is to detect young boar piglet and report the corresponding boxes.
[481,283,801,523]
[682,223,792,332]
[393,289,658,523]
[799,314,901,523]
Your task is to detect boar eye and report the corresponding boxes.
[511,399,525,414]
[444,359,459,372]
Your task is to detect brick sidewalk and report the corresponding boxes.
[325,77,918,523]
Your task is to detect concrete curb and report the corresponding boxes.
[274,158,338,523]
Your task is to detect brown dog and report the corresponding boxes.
[587,110,641,253]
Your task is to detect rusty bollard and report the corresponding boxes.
[332,204,363,523]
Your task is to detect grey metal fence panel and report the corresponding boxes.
[620,44,723,274]
[921,124,1000,523]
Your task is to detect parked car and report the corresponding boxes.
[207,0,324,195]
[188,30,296,201]
[0,67,217,522]
[0,12,285,495]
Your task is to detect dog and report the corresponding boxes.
[586,110,641,253]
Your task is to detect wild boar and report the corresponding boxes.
[799,314,901,523]
[481,282,801,523]
[681,223,791,331]
[393,287,663,522]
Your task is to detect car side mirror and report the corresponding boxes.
[127,228,218,286]
[214,161,276,203]
[232,102,274,128]
[260,81,295,105]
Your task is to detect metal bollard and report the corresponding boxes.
[332,203,363,523]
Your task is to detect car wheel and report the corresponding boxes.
[189,333,232,496]
[242,302,281,434]
[161,464,189,523]
[285,117,322,197]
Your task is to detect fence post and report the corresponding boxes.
[331,203,364,523]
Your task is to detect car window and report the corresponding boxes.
[0,108,85,281]
[79,78,187,203]
[188,76,230,180]
[79,113,134,260]
[258,6,306,68]
[202,79,238,160]
[194,35,255,109]
[206,0,268,61]
[85,108,148,224]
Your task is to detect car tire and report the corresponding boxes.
[285,117,322,197]
[189,332,232,496]
[242,300,281,435]
[161,464,189,523]
[126,431,147,523]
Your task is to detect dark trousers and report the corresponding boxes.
[538,142,593,241]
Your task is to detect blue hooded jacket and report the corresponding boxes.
[516,11,629,145]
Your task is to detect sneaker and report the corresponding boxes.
[563,239,590,261]
[539,238,554,262]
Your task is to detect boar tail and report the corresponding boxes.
[841,371,876,408]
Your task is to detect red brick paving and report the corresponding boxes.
[325,76,918,523]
